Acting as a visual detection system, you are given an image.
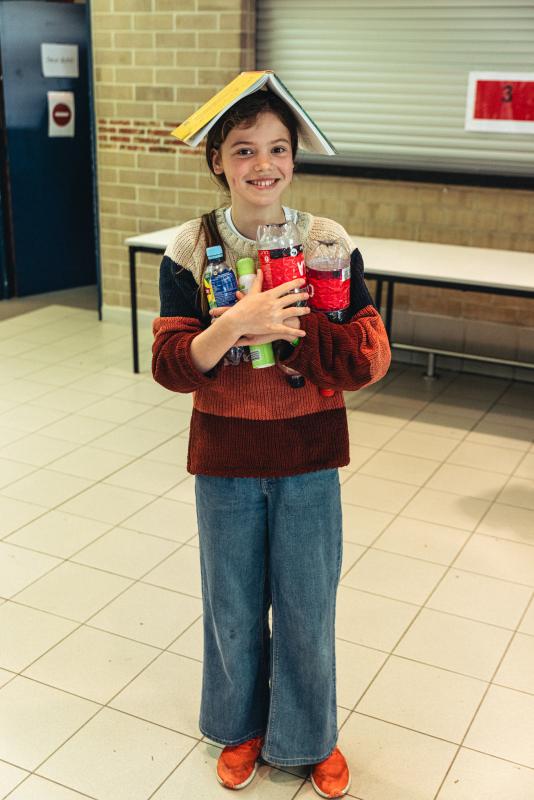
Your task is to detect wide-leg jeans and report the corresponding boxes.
[195,468,343,766]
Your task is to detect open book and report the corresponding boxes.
[171,70,336,156]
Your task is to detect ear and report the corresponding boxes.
[211,147,224,175]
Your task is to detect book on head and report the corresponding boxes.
[170,70,336,156]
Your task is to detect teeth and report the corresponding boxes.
[250,179,276,187]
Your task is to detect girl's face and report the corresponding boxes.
[211,111,294,211]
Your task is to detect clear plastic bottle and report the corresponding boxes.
[306,238,352,396]
[256,221,306,388]
[205,245,243,366]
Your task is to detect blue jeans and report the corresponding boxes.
[195,468,343,766]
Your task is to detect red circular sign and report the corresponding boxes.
[52,103,72,127]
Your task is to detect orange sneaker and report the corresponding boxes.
[216,736,264,790]
[310,746,351,798]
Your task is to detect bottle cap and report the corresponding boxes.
[206,244,223,260]
[320,388,336,397]
[288,375,305,389]
[236,257,256,276]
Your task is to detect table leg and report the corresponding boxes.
[385,280,395,341]
[129,247,139,374]
[374,279,383,312]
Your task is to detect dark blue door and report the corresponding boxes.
[0,1,96,296]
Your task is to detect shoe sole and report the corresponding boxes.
[216,760,259,790]
[310,772,351,799]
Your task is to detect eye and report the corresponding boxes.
[235,148,253,157]
[272,146,288,154]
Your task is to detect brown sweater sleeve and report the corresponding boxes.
[152,316,221,393]
[279,304,391,392]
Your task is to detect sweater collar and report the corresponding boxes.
[215,206,314,260]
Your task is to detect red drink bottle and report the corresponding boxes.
[306,238,351,397]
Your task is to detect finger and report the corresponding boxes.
[209,306,230,317]
[235,291,244,300]
[277,291,309,308]
[248,268,263,294]
[270,277,306,297]
[284,306,311,317]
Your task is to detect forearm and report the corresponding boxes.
[189,314,241,373]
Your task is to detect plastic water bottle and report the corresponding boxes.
[205,245,243,366]
[236,258,275,369]
[306,238,351,396]
[256,221,306,388]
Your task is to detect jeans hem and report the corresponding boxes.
[261,737,337,767]
[200,725,265,747]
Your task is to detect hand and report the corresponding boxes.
[209,269,310,344]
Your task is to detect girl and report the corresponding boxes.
[152,87,391,798]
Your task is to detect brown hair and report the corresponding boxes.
[196,89,299,315]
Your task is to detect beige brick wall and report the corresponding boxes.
[91,0,254,311]
[91,2,534,334]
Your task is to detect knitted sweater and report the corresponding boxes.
[152,207,391,478]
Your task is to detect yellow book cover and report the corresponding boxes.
[171,70,336,156]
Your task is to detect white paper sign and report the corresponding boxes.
[48,91,75,138]
[41,43,79,78]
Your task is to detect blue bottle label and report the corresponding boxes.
[211,269,238,307]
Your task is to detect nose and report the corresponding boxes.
[253,152,273,172]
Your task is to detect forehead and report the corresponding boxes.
[225,111,290,145]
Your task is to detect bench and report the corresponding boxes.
[125,227,534,376]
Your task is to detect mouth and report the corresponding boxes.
[246,178,280,190]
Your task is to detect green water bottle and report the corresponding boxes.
[236,257,276,369]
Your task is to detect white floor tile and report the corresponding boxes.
[426,568,532,629]
[5,510,110,559]
[37,707,196,800]
[335,585,419,651]
[464,684,534,768]
[436,747,534,800]
[143,544,202,598]
[121,497,198,542]
[1,469,92,509]
[341,473,418,514]
[110,650,201,737]
[0,542,60,598]
[0,433,78,467]
[2,774,92,799]
[14,561,131,621]
[393,607,512,680]
[342,548,446,605]
[0,676,98,771]
[88,581,202,648]
[401,488,490,531]
[72,527,179,579]
[0,761,29,799]
[58,483,154,525]
[454,533,534,586]
[374,517,470,564]
[0,601,77,673]
[23,625,159,704]
[356,655,487,743]
[46,445,133,481]
[493,632,534,694]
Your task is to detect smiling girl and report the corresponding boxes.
[152,87,391,798]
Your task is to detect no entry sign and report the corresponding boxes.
[48,91,75,137]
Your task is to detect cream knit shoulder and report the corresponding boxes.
[164,209,353,286]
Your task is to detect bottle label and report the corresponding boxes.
[211,269,238,307]
[307,265,350,313]
[203,276,216,309]
[258,244,305,290]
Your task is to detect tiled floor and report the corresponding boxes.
[0,304,534,800]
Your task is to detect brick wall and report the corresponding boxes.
[91,1,534,344]
[91,0,254,311]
